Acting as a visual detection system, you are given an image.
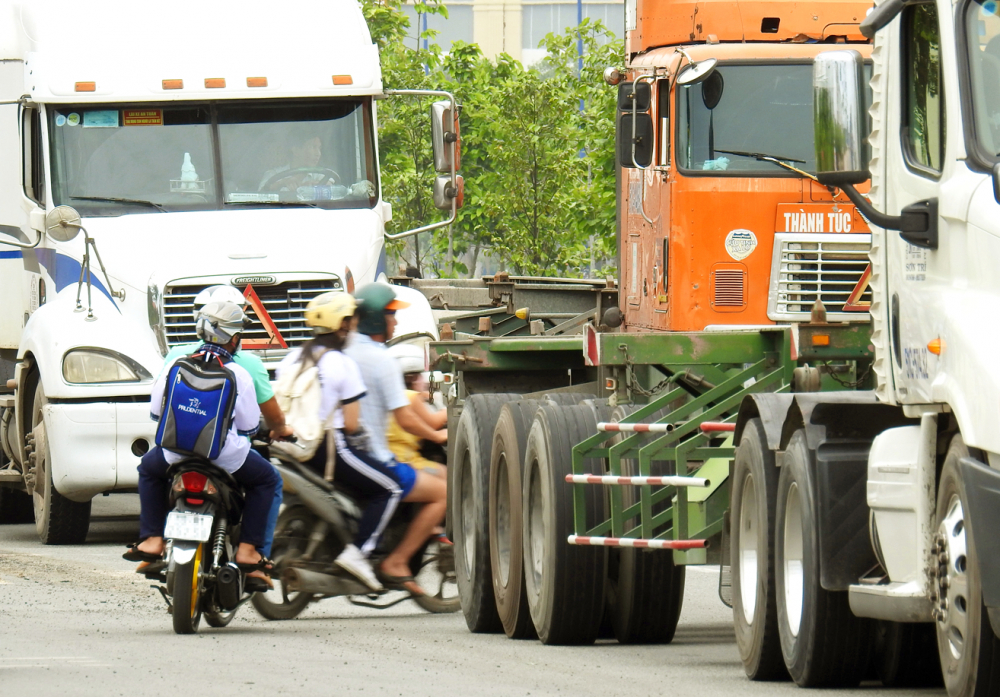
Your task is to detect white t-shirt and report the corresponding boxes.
[276,347,367,430]
[151,355,261,473]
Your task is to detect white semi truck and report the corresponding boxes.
[0,0,458,543]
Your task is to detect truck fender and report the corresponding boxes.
[958,456,1000,638]
[733,393,795,448]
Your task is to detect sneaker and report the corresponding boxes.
[335,544,383,591]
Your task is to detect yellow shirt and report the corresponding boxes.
[387,390,440,471]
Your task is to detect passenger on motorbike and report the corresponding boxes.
[345,284,448,595]
[275,291,391,591]
[125,301,280,590]
[160,284,291,559]
[385,343,447,480]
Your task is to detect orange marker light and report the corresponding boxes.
[74,82,96,92]
[162,79,184,90]
[332,75,353,85]
[246,77,268,88]
[811,334,831,347]
[928,338,944,355]
[205,78,226,89]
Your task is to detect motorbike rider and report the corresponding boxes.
[160,284,292,559]
[125,301,280,590]
[385,343,447,480]
[345,283,448,595]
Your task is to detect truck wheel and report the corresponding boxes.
[522,403,606,644]
[489,399,542,639]
[28,382,91,545]
[933,436,1000,697]
[0,488,34,524]
[452,393,520,633]
[775,428,871,686]
[604,404,685,644]
[875,620,942,687]
[730,417,788,679]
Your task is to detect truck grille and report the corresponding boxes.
[768,233,872,322]
[162,280,338,349]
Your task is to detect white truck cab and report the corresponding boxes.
[0,0,458,542]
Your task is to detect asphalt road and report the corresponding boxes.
[0,495,941,697]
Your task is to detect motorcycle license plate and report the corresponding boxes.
[164,511,213,542]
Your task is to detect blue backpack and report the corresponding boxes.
[155,352,238,460]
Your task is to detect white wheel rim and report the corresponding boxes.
[938,495,970,662]
[460,453,475,576]
[496,455,511,587]
[783,481,804,638]
[739,472,759,624]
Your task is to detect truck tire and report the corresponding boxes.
[875,620,942,687]
[604,404,685,644]
[28,382,91,544]
[933,436,1000,697]
[522,403,606,644]
[489,399,542,638]
[730,417,788,679]
[775,429,871,686]
[0,487,34,524]
[452,392,520,633]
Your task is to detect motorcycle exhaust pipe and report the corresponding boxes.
[285,567,370,596]
[216,562,243,610]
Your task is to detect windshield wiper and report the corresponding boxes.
[70,195,166,212]
[224,200,320,208]
[714,149,818,181]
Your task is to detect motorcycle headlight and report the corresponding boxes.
[62,349,152,384]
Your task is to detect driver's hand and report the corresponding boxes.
[432,429,447,445]
[270,424,295,441]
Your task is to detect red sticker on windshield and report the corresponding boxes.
[123,109,163,126]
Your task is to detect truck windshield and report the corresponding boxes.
[964,0,1000,159]
[48,99,378,216]
[677,64,822,176]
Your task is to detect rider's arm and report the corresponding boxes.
[260,397,293,439]
[394,404,447,444]
[342,400,361,434]
[409,392,447,430]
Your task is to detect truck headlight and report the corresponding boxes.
[62,349,152,384]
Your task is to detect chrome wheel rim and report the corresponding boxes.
[935,495,970,664]
[783,482,804,638]
[527,463,545,589]
[496,455,511,587]
[739,472,759,624]
[460,452,475,576]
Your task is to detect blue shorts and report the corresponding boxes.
[387,458,417,499]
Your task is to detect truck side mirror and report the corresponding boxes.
[618,113,654,168]
[813,50,870,186]
[433,175,464,211]
[430,100,460,173]
[45,205,83,242]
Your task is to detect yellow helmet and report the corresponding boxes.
[304,291,356,334]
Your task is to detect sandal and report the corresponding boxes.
[244,574,274,592]
[123,542,162,563]
[235,556,275,574]
[376,569,425,597]
[136,560,167,576]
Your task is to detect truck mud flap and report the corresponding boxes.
[959,456,1000,638]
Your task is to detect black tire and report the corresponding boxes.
[522,403,607,645]
[204,609,236,628]
[412,539,461,614]
[451,393,521,633]
[604,404,686,645]
[933,436,1000,697]
[0,487,34,524]
[28,382,91,544]
[775,429,872,686]
[172,543,205,634]
[489,399,542,638]
[730,418,788,679]
[251,506,318,621]
[874,620,942,687]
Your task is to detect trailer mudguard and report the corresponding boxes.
[782,395,915,591]
[733,393,795,449]
[958,456,1000,638]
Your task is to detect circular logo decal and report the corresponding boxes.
[55,114,67,127]
[66,112,80,126]
[725,229,758,261]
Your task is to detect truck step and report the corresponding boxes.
[567,535,707,550]
[565,474,710,487]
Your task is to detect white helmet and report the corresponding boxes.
[192,285,247,320]
[195,301,249,344]
[386,343,426,374]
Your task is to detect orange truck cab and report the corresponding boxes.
[616,0,873,332]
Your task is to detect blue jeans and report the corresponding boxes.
[261,470,283,558]
[138,446,279,548]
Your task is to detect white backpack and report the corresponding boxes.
[270,351,331,463]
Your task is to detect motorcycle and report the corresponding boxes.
[251,454,459,620]
[145,459,261,634]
